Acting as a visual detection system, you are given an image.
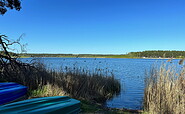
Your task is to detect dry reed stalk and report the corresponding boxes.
[144,64,185,114]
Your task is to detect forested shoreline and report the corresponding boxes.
[128,50,185,58]
[15,50,185,58]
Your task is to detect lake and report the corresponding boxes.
[19,58,181,110]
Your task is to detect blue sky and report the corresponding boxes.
[1,0,185,54]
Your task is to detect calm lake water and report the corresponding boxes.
[20,58,181,110]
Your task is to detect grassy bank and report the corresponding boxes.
[81,100,143,113]
[144,64,185,114]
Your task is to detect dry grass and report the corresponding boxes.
[29,83,67,98]
[144,64,185,114]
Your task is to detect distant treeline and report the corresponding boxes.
[18,53,125,58]
[128,50,185,58]
[7,50,185,58]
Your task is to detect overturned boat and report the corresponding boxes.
[0,96,81,114]
[0,82,27,105]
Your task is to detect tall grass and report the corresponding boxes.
[47,65,120,102]
[144,64,185,114]
[0,60,120,103]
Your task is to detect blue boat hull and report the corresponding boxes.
[0,96,81,114]
[0,82,27,105]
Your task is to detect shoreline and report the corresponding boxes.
[19,56,180,59]
[80,100,143,113]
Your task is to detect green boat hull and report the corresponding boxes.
[0,96,80,114]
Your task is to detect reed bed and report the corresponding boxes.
[55,66,121,102]
[144,64,185,114]
[0,60,120,103]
